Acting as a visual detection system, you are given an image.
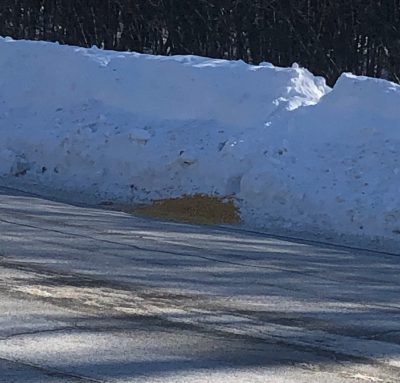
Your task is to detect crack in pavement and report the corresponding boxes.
[0,327,78,341]
[0,215,386,285]
[0,356,105,382]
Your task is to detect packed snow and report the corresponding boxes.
[1,37,400,245]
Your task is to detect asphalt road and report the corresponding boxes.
[0,186,400,382]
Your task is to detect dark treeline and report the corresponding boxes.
[1,0,399,85]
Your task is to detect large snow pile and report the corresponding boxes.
[1,37,400,245]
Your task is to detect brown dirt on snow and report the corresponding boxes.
[104,194,241,225]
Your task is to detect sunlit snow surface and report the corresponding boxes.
[1,37,400,243]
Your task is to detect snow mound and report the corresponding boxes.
[1,37,399,245]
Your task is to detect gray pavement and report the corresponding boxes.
[0,187,400,382]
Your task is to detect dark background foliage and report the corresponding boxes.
[1,0,399,85]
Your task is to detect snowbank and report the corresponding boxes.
[1,37,400,245]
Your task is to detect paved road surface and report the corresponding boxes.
[0,186,400,382]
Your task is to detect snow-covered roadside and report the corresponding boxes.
[1,37,400,246]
